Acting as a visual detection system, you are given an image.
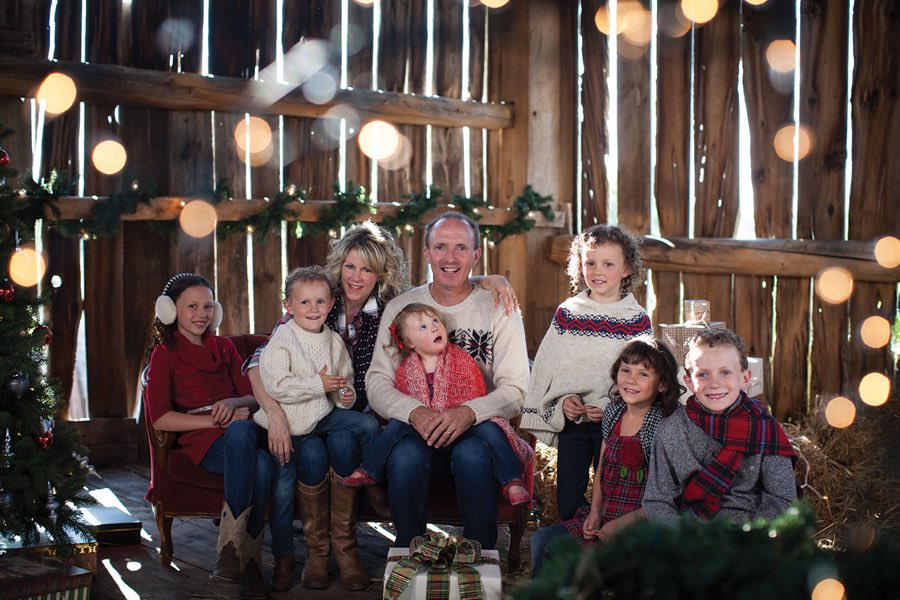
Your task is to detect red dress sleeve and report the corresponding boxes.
[221,337,253,397]
[146,345,174,427]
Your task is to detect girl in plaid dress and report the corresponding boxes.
[531,337,682,574]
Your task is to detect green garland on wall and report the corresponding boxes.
[26,175,556,244]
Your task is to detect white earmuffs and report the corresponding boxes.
[155,273,223,331]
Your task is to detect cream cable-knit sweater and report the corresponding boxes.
[521,291,652,447]
[256,319,353,436]
[366,284,530,424]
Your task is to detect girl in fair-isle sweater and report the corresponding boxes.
[521,224,652,521]
[341,303,533,506]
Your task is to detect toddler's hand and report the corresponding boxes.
[584,404,604,423]
[562,395,586,421]
[319,365,349,393]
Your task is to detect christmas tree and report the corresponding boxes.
[0,125,93,552]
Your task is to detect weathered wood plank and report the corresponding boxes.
[431,0,464,195]
[547,236,895,283]
[0,56,515,130]
[799,0,850,402]
[468,2,487,199]
[579,0,608,227]
[847,0,900,387]
[616,17,650,235]
[771,277,810,420]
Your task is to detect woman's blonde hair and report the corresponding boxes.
[325,221,410,303]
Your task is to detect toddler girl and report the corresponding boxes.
[341,303,533,505]
[530,337,682,574]
[521,224,653,521]
[144,273,271,597]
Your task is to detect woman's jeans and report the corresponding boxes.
[268,408,379,557]
[200,420,272,539]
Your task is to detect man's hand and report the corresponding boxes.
[562,394,586,421]
[409,406,440,439]
[266,409,292,465]
[426,406,476,448]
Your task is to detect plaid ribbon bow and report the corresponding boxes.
[383,532,499,600]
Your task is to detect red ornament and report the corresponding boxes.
[0,281,13,302]
[36,325,53,346]
[0,146,8,167]
[35,431,54,450]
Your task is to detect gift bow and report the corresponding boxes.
[383,532,499,600]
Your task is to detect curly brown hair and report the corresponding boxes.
[146,273,214,359]
[565,224,643,296]
[608,336,684,417]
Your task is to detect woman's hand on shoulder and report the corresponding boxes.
[475,274,519,316]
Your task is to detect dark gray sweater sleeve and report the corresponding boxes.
[642,416,682,522]
[752,455,797,520]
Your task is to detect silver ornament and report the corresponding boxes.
[5,373,28,400]
[0,490,13,509]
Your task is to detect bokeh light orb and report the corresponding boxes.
[859,372,890,407]
[50,275,62,288]
[8,247,46,287]
[378,132,413,171]
[659,3,692,37]
[36,72,77,116]
[481,0,510,7]
[773,124,813,161]
[622,8,653,46]
[91,140,127,175]
[745,0,768,5]
[811,578,845,600]
[358,120,401,161]
[766,40,796,73]
[678,0,719,24]
[352,0,375,6]
[814,267,853,304]
[860,316,891,349]
[874,235,900,268]
[824,396,855,429]
[179,200,218,238]
[234,116,272,155]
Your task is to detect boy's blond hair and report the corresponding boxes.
[684,328,749,374]
[284,265,334,300]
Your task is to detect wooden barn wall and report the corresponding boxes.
[579,0,898,419]
[1,0,530,418]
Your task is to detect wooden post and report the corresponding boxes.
[580,0,609,228]
[430,0,465,195]
[799,0,850,403]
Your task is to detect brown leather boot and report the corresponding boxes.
[330,470,370,591]
[270,555,295,593]
[296,477,330,589]
[210,503,248,583]
[238,529,267,598]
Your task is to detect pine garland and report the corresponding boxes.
[298,181,376,238]
[217,183,304,242]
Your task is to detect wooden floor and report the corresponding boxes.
[86,465,534,599]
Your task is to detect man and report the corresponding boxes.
[365,212,530,548]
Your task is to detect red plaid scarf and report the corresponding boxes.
[682,393,794,519]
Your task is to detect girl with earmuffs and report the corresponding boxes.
[145,273,273,598]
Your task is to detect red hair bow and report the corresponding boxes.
[389,323,404,350]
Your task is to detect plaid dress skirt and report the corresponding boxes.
[561,418,648,547]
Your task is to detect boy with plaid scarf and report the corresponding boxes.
[643,328,797,522]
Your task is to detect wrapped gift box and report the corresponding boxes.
[383,546,502,600]
[80,505,142,546]
[0,530,97,575]
[658,321,725,364]
[0,553,92,600]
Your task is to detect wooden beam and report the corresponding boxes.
[44,196,567,228]
[548,235,897,283]
[0,55,514,130]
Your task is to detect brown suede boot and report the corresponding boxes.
[238,528,267,598]
[210,503,248,583]
[270,555,295,593]
[296,477,330,589]
[330,470,370,591]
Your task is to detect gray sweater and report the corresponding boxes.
[642,407,797,522]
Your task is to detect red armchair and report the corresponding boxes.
[143,333,534,569]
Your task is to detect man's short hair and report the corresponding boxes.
[684,327,749,374]
[283,265,334,300]
[424,211,481,248]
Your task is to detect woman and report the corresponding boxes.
[246,221,516,591]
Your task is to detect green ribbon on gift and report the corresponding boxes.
[383,532,499,600]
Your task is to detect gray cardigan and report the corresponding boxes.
[642,407,797,522]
